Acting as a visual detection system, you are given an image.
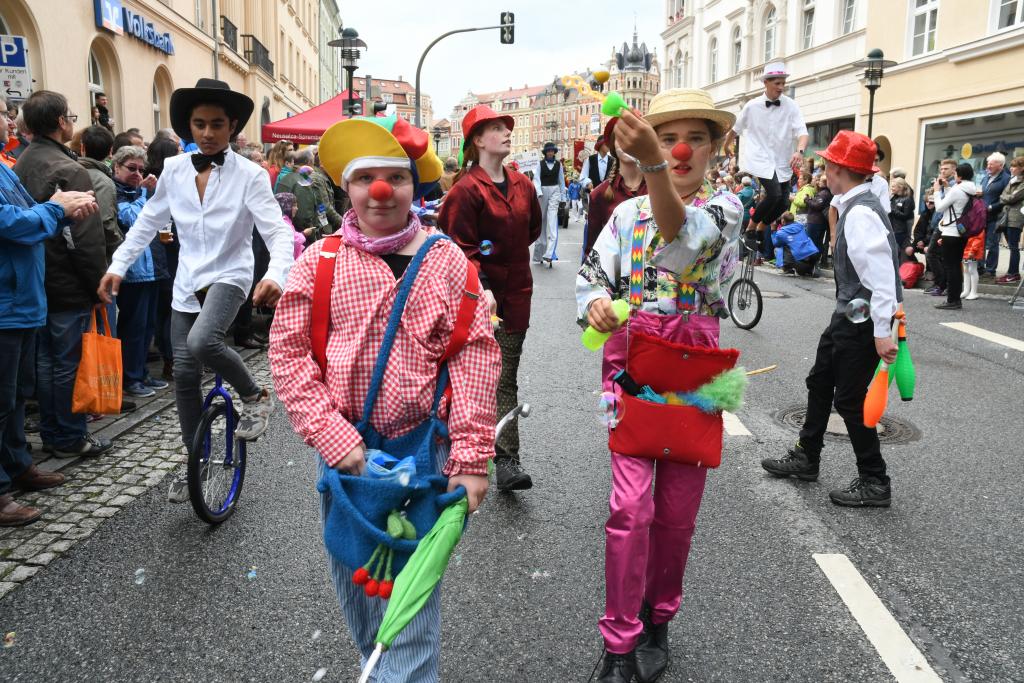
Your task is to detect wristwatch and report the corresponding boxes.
[638,160,669,174]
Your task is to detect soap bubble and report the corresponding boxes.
[296,165,315,187]
[134,568,146,585]
[311,629,322,642]
[246,567,258,581]
[844,298,870,323]
[598,391,623,428]
[479,240,494,256]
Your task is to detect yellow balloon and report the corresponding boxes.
[593,70,610,84]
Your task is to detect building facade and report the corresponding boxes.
[350,76,432,127]
[318,0,343,104]
[662,0,866,164]
[863,0,1024,197]
[0,0,326,143]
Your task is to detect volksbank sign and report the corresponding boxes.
[94,0,175,56]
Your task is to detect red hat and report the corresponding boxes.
[461,105,514,150]
[602,118,617,147]
[816,130,880,175]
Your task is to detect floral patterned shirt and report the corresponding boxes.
[576,183,742,321]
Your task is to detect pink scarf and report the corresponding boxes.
[341,209,423,255]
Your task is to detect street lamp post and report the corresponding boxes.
[853,48,897,140]
[329,27,367,116]
[432,126,443,154]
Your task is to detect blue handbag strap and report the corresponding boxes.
[356,233,449,433]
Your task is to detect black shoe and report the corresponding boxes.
[120,399,138,414]
[494,457,533,492]
[54,434,113,459]
[829,477,891,507]
[935,301,962,310]
[761,442,819,481]
[635,604,669,683]
[234,336,266,350]
[597,650,637,683]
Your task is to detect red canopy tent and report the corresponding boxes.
[261,93,351,144]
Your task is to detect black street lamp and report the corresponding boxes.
[853,48,897,140]
[431,126,443,153]
[329,27,367,116]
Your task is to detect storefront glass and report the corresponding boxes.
[919,108,1024,198]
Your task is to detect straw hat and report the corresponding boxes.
[643,88,735,133]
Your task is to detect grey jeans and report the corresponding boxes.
[170,283,261,453]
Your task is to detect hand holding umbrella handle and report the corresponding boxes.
[435,485,467,509]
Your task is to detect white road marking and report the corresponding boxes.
[722,411,751,436]
[813,553,941,683]
[941,322,1024,352]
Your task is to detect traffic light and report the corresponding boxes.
[500,12,514,44]
[345,98,363,116]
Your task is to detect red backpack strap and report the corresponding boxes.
[311,235,343,376]
[439,262,482,365]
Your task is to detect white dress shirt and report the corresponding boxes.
[108,149,294,313]
[830,174,891,213]
[834,182,898,338]
[732,93,808,182]
[597,153,609,181]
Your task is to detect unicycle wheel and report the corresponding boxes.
[188,403,246,524]
[729,277,763,330]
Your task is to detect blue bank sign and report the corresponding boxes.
[94,0,175,56]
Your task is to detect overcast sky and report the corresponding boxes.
[334,1,664,122]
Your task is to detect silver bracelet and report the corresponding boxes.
[637,160,668,174]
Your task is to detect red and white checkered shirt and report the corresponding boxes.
[268,231,500,476]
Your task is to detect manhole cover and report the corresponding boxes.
[760,290,788,299]
[772,404,920,445]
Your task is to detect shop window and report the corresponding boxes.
[910,0,939,56]
[996,0,1024,28]
[764,6,778,63]
[802,1,815,49]
[732,26,742,75]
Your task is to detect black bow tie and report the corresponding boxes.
[192,150,226,172]
[766,99,781,108]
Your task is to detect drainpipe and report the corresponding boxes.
[212,0,220,79]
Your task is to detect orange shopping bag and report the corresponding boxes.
[71,306,122,415]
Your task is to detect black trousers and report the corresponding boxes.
[940,234,964,304]
[799,313,888,482]
[751,174,789,226]
[927,231,945,290]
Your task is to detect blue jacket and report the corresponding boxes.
[772,221,820,261]
[981,168,1010,219]
[0,165,65,328]
[116,180,169,283]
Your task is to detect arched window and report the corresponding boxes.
[152,83,161,134]
[88,50,104,104]
[666,60,675,88]
[764,6,778,63]
[709,38,719,83]
[732,26,743,75]
[674,50,684,88]
[682,52,689,87]
[0,11,8,33]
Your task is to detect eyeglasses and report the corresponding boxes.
[120,164,145,174]
[64,112,78,123]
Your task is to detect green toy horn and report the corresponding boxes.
[602,91,628,117]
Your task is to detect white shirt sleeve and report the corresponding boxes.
[845,206,897,338]
[732,102,749,136]
[107,172,172,278]
[790,102,808,138]
[245,171,295,289]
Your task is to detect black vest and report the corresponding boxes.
[833,187,903,312]
[540,160,561,187]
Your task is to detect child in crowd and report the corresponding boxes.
[275,191,305,259]
[568,176,582,217]
[772,211,820,277]
[961,224,984,300]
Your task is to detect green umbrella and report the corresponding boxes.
[358,498,469,683]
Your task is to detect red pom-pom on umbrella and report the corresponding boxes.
[364,579,380,597]
[378,580,394,599]
[352,567,369,585]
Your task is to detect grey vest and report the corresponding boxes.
[833,188,903,314]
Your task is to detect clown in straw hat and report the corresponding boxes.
[576,89,746,683]
[723,60,809,251]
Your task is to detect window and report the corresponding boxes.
[708,38,718,83]
[674,50,684,87]
[802,1,815,49]
[911,0,938,56]
[764,6,777,63]
[841,0,856,34]
[998,0,1024,28]
[732,27,742,75]
[88,50,104,103]
[152,82,161,133]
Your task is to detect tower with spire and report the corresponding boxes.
[606,26,661,115]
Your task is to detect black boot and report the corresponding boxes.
[829,476,891,507]
[494,456,533,492]
[597,649,637,683]
[760,442,819,481]
[635,603,669,683]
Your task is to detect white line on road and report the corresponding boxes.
[940,322,1024,352]
[722,411,751,436]
[813,553,941,683]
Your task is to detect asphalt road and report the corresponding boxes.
[2,217,1022,682]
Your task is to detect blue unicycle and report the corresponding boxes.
[187,372,247,524]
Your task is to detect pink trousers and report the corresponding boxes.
[598,310,719,654]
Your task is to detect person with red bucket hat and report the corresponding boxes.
[761,130,903,507]
[438,105,542,492]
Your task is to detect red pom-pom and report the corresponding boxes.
[369,179,393,202]
[364,579,380,597]
[672,142,693,162]
[352,567,370,585]
[378,581,394,599]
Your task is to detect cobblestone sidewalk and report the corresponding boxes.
[0,353,272,599]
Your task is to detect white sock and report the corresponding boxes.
[967,260,979,298]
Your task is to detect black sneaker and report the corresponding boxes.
[829,477,891,507]
[635,603,669,683]
[54,434,113,459]
[597,650,637,683]
[761,442,819,481]
[935,301,962,310]
[494,457,533,492]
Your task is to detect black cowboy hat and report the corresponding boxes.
[170,78,254,142]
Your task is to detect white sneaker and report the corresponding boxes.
[235,388,274,441]
[167,475,189,503]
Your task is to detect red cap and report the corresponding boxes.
[816,130,880,175]
[461,105,515,150]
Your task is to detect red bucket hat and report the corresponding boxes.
[461,105,515,150]
[816,130,880,175]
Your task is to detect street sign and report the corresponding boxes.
[500,12,514,44]
[0,35,32,101]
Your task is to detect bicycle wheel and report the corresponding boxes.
[729,277,763,330]
[188,402,246,524]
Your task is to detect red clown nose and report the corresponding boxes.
[369,179,393,202]
[672,143,693,162]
